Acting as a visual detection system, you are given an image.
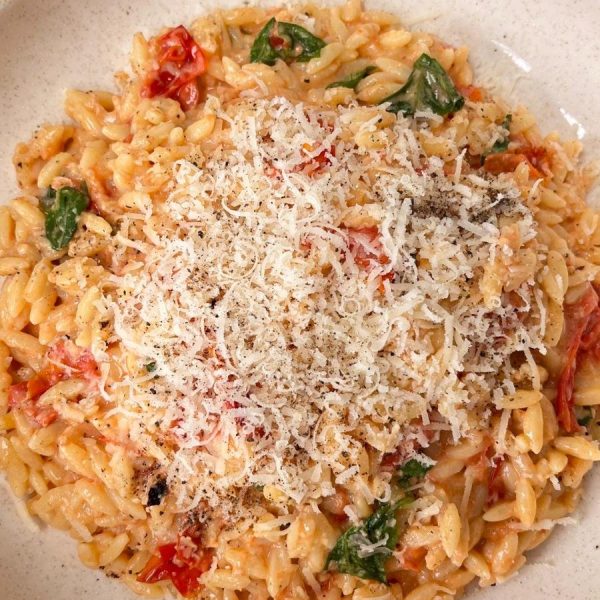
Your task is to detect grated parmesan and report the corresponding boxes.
[104,97,544,521]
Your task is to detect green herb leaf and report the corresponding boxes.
[326,497,413,583]
[250,18,326,66]
[382,53,464,117]
[397,458,433,489]
[145,361,157,373]
[326,66,376,90]
[43,186,90,250]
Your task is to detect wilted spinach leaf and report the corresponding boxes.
[326,497,413,583]
[326,66,376,90]
[397,458,433,489]
[250,18,326,65]
[43,186,89,250]
[382,53,464,117]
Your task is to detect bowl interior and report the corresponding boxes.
[0,1,599,598]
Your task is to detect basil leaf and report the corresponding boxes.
[250,18,326,66]
[382,53,464,117]
[326,66,376,90]
[326,497,412,583]
[44,186,89,250]
[145,361,157,373]
[397,458,432,489]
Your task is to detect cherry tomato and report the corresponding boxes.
[137,534,213,597]
[142,25,207,111]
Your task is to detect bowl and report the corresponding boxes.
[0,1,599,598]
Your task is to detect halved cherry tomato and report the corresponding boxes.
[137,534,214,597]
[142,25,207,111]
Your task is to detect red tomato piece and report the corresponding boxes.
[483,152,530,176]
[292,143,335,175]
[483,146,547,179]
[7,340,99,428]
[142,25,207,111]
[269,34,287,51]
[459,85,484,102]
[7,382,28,408]
[137,535,214,597]
[8,377,59,427]
[312,145,335,170]
[555,284,599,433]
[399,546,427,572]
[521,145,548,173]
[580,300,600,358]
[48,340,99,381]
[344,226,391,272]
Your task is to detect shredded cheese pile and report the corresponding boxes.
[107,97,543,519]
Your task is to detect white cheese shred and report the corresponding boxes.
[106,97,544,520]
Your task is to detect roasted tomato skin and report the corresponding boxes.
[7,341,98,428]
[555,285,600,433]
[483,146,547,179]
[137,534,213,597]
[142,25,207,111]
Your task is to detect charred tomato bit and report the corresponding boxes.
[146,478,169,507]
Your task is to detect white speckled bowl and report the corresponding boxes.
[1,1,599,598]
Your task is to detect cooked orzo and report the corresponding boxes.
[1,1,600,599]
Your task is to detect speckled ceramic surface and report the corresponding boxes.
[1,1,599,598]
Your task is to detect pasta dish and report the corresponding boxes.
[1,2,600,599]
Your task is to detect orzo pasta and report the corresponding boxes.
[2,1,600,599]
